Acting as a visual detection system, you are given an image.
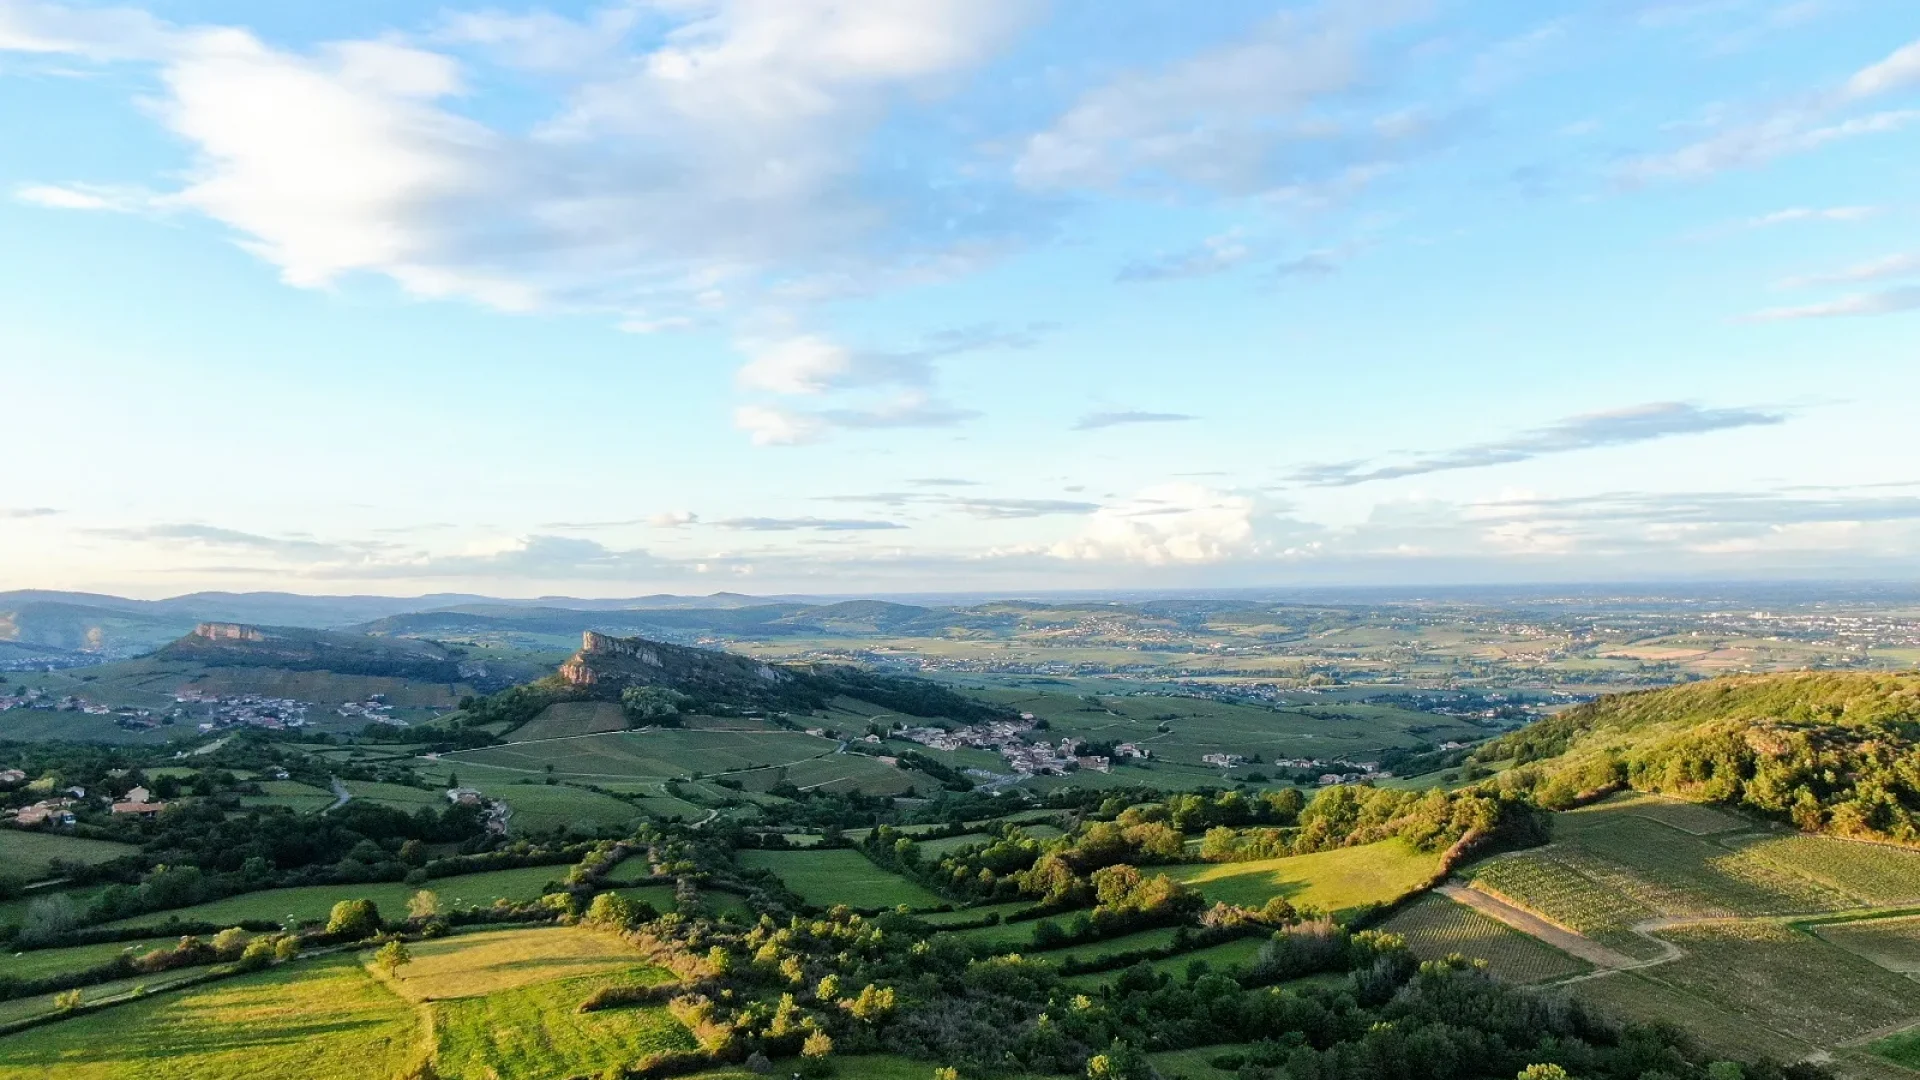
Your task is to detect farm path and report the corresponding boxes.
[1438,884,1642,970]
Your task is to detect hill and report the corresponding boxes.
[552,631,1007,721]
[1480,670,1920,845]
[155,623,468,681]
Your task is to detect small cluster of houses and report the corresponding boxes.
[886,714,1154,779]
[5,780,169,830]
[336,696,401,724]
[1198,751,1393,786]
[175,692,310,732]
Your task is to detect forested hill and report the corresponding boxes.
[1481,670,1920,844]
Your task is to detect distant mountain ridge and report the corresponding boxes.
[154,622,468,682]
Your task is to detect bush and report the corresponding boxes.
[326,899,382,939]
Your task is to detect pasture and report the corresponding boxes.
[490,782,646,834]
[736,849,944,910]
[379,925,663,1002]
[0,954,420,1080]
[1167,840,1441,919]
[104,865,566,931]
[2,934,194,981]
[0,830,139,881]
[238,780,335,813]
[1378,894,1589,984]
[441,728,839,783]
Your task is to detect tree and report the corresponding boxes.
[327,898,382,939]
[1086,1040,1153,1080]
[53,989,83,1012]
[587,891,637,927]
[408,889,441,920]
[622,685,691,725]
[802,1032,835,1059]
[1518,1067,1569,1080]
[211,927,249,959]
[375,939,414,976]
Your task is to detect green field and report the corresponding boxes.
[442,728,838,782]
[1378,894,1589,984]
[0,954,421,1079]
[238,779,335,813]
[342,780,445,811]
[384,926,690,1080]
[736,849,945,910]
[103,865,566,931]
[507,701,633,742]
[1569,971,1815,1063]
[0,830,140,881]
[1031,925,1185,965]
[489,782,647,834]
[2,934,199,981]
[1167,840,1441,919]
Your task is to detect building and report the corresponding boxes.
[1202,753,1246,768]
[447,787,485,806]
[0,768,25,785]
[1075,755,1112,773]
[13,799,76,827]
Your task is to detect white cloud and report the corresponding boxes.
[1745,206,1878,227]
[3,0,1036,319]
[733,404,825,446]
[1622,36,1920,182]
[736,335,859,395]
[1744,287,1920,321]
[649,510,699,528]
[1013,1,1436,197]
[1050,484,1259,564]
[1776,253,1920,289]
[13,182,151,212]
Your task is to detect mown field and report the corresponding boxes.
[1378,893,1589,984]
[736,849,945,910]
[0,830,140,880]
[0,954,420,1079]
[102,865,566,931]
[1167,840,1441,919]
[2,933,196,981]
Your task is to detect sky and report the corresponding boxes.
[2,0,1919,599]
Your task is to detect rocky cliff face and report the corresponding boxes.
[195,622,268,643]
[558,630,796,702]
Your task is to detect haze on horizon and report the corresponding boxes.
[4,0,1919,599]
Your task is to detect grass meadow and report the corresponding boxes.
[103,865,565,931]
[1167,840,1441,919]
[0,830,140,880]
[736,849,945,910]
[0,955,420,1080]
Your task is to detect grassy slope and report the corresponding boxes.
[0,831,140,880]
[0,954,420,1080]
[737,849,945,910]
[1166,840,1442,919]
[103,865,566,931]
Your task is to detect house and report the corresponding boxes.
[1201,753,1246,769]
[447,787,485,806]
[0,768,25,785]
[1114,743,1150,760]
[268,767,291,780]
[1075,755,1112,773]
[14,799,76,827]
[112,798,166,815]
[124,786,152,805]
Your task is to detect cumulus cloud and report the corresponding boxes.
[1074,410,1196,431]
[2,0,1040,319]
[1293,402,1785,486]
[1050,484,1260,564]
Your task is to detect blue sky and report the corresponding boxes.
[3,0,1919,598]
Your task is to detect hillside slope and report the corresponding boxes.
[1482,670,1920,844]
[155,622,467,681]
